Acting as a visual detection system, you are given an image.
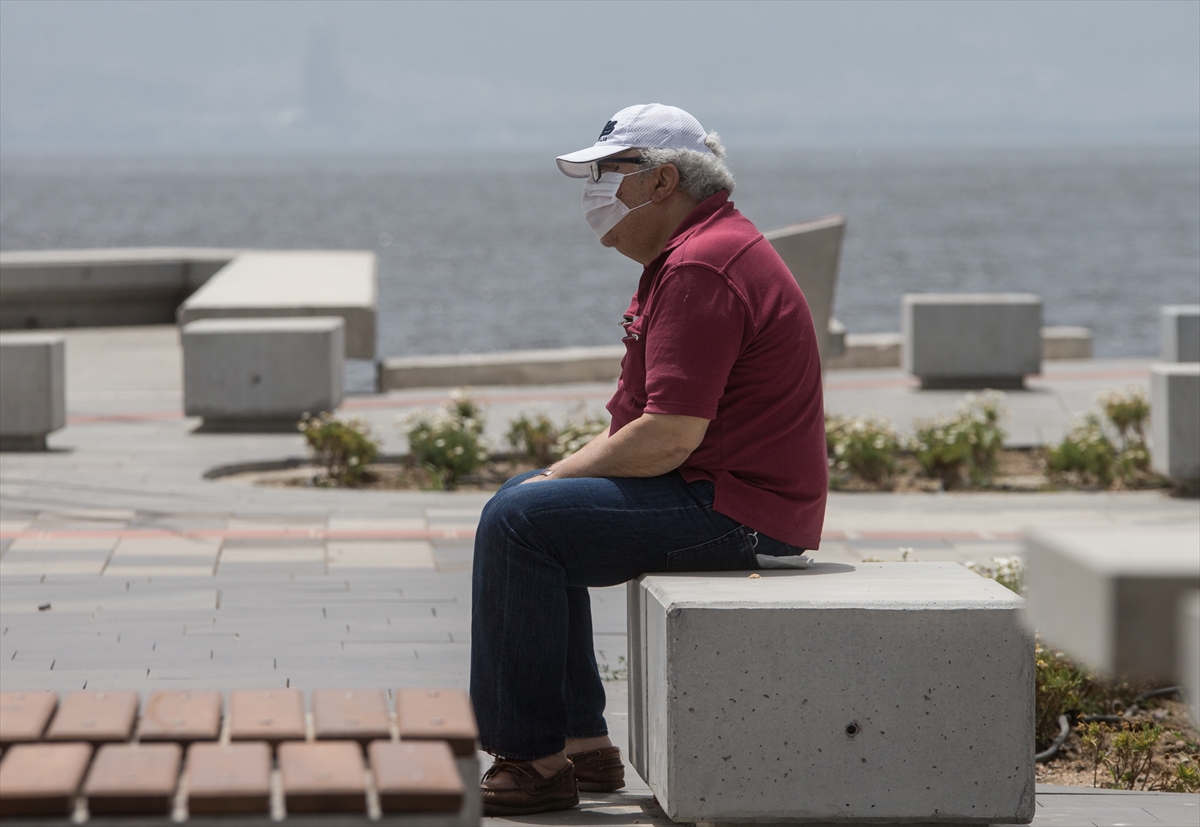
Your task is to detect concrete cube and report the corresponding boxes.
[178,251,377,358]
[903,294,1042,389]
[182,317,344,431]
[762,215,846,365]
[1041,326,1093,361]
[1182,591,1200,724]
[1151,363,1200,487]
[0,334,66,450]
[1161,304,1200,362]
[628,563,1034,825]
[1025,526,1200,682]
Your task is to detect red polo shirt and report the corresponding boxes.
[607,191,827,549]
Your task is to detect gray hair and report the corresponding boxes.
[639,131,734,202]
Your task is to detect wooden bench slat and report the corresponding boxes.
[369,740,463,814]
[138,690,222,743]
[44,690,139,744]
[278,741,366,813]
[311,689,390,744]
[0,691,58,744]
[83,743,181,815]
[396,688,478,756]
[228,688,306,745]
[0,742,92,817]
[185,741,271,815]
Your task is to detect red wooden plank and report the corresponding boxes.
[185,742,271,815]
[396,688,478,756]
[228,688,306,745]
[311,689,390,745]
[278,741,366,813]
[84,743,181,815]
[44,690,139,744]
[0,691,57,744]
[138,690,222,743]
[369,739,463,813]
[0,742,92,817]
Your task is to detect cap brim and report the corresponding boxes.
[555,144,632,178]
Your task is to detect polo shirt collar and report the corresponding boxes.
[646,190,733,273]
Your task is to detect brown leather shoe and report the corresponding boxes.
[567,745,626,792]
[480,758,579,816]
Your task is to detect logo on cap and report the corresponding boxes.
[597,120,617,141]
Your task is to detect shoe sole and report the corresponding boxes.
[482,794,580,816]
[578,779,626,792]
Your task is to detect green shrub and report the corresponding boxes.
[553,410,609,457]
[1035,641,1101,751]
[505,411,559,466]
[1048,387,1154,489]
[405,391,489,490]
[298,413,379,486]
[910,391,1007,489]
[825,412,901,485]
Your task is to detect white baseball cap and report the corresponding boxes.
[555,103,713,178]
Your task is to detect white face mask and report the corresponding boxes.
[581,169,656,239]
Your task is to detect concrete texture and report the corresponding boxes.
[182,317,345,430]
[762,215,846,364]
[628,564,1034,824]
[1161,304,1200,362]
[1025,526,1200,682]
[825,332,903,370]
[1151,363,1200,485]
[903,294,1043,389]
[178,251,377,359]
[0,248,237,330]
[380,346,624,391]
[1183,591,1200,725]
[1041,327,1093,361]
[0,334,66,451]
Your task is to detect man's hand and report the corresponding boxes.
[524,413,707,482]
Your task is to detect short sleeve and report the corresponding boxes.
[642,265,748,420]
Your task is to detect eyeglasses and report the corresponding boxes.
[589,155,644,182]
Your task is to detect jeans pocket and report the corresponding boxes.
[666,526,755,572]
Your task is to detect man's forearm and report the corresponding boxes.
[548,413,707,479]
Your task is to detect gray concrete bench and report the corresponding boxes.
[903,293,1042,389]
[1161,304,1200,362]
[182,317,344,432]
[627,563,1034,824]
[0,333,66,451]
[1025,526,1200,685]
[178,251,377,359]
[1151,363,1200,490]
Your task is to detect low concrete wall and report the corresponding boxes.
[0,248,238,330]
[825,332,904,370]
[628,563,1034,824]
[1151,363,1200,486]
[178,251,377,359]
[1161,304,1200,362]
[903,293,1042,389]
[0,333,66,450]
[182,317,345,431]
[379,346,625,390]
[1025,526,1200,682]
[1182,591,1200,724]
[1042,326,1093,360]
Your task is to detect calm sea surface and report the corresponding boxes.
[2,147,1197,359]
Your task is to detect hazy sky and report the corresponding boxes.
[2,0,1197,154]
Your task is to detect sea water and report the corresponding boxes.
[2,146,1197,359]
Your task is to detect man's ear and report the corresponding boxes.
[651,164,680,202]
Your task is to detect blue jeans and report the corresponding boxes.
[469,469,800,760]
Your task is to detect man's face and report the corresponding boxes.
[593,153,654,250]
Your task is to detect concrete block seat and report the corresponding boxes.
[1151,363,1200,490]
[177,251,378,359]
[1161,304,1200,362]
[1182,591,1200,724]
[182,317,345,432]
[627,563,1034,825]
[903,293,1042,389]
[0,333,65,451]
[1025,526,1200,682]
[0,687,479,823]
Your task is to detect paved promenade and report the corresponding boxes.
[2,326,1197,826]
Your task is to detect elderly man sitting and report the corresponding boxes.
[471,103,828,815]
